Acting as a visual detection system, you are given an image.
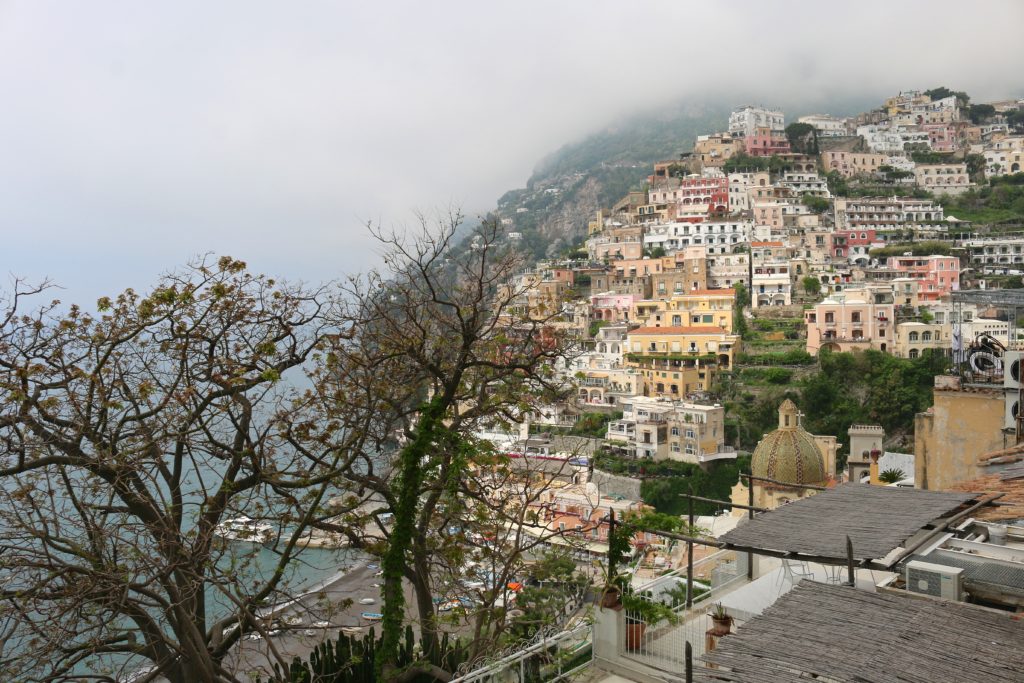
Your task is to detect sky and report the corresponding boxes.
[2,0,1022,308]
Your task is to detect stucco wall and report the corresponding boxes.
[915,388,1009,490]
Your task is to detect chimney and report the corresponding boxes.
[868,449,882,485]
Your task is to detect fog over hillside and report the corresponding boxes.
[2,1,1021,305]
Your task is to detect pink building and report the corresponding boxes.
[885,255,960,301]
[804,287,895,355]
[922,123,957,152]
[744,126,791,157]
[649,176,728,214]
[591,293,636,323]
[833,229,878,264]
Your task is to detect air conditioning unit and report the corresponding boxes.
[905,560,964,601]
[1006,392,1020,430]
[1006,351,1024,390]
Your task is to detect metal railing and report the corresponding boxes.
[620,550,747,674]
[449,621,593,683]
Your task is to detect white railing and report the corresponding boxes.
[620,550,748,674]
[449,621,592,683]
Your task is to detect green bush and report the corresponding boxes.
[762,368,794,384]
[737,349,815,366]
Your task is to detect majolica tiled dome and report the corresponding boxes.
[751,399,827,486]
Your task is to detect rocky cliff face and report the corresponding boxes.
[495,104,732,260]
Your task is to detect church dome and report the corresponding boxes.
[751,399,827,486]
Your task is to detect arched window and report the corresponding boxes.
[909,348,919,359]
[922,331,932,342]
[909,331,919,342]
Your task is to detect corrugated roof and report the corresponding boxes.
[701,582,1024,682]
[718,483,977,562]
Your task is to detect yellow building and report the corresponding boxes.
[915,375,1013,490]
[693,132,743,168]
[625,325,740,398]
[633,289,736,332]
[893,321,947,359]
[731,400,837,512]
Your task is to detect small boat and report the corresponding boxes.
[360,612,383,622]
[214,516,275,545]
[358,598,376,605]
[341,626,364,636]
[437,599,460,613]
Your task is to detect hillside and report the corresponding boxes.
[495,103,732,259]
[492,96,876,260]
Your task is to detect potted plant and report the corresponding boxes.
[620,589,680,651]
[708,602,732,636]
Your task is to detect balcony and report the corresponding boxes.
[699,447,739,463]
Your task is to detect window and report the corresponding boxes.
[908,331,919,342]
[909,348,919,359]
[671,443,681,452]
[670,426,679,436]
[851,312,861,323]
[922,331,932,342]
[686,429,696,439]
[825,312,834,323]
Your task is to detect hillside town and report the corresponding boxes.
[455,88,1024,682]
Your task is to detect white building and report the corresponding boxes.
[899,129,932,150]
[706,251,750,290]
[857,124,906,153]
[962,237,1024,272]
[778,172,831,198]
[643,220,752,256]
[606,396,735,464]
[750,241,792,309]
[727,171,770,213]
[728,105,785,137]
[884,155,916,173]
[835,197,945,230]
[797,114,848,137]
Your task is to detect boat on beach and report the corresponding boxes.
[214,516,275,544]
[360,612,383,621]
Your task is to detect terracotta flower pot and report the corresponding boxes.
[600,585,622,609]
[709,615,733,637]
[625,620,646,651]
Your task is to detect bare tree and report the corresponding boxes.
[312,211,572,679]
[0,257,354,682]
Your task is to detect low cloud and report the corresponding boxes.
[1,0,1021,305]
